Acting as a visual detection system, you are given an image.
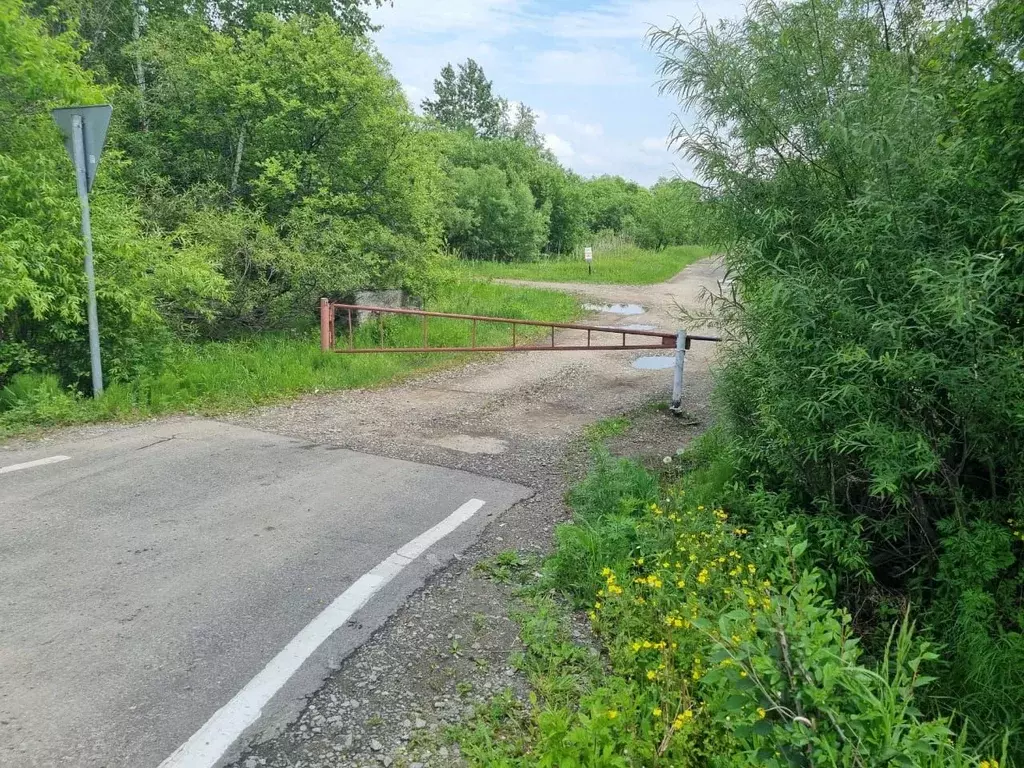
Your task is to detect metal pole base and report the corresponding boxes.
[670,330,685,413]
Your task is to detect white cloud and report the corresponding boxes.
[546,0,746,40]
[372,0,529,35]
[521,49,642,86]
[544,133,575,162]
[551,114,604,137]
[368,0,747,185]
[402,82,426,106]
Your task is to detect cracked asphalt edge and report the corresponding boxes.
[226,398,712,768]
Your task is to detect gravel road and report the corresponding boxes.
[225,257,725,768]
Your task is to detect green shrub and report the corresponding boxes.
[472,452,1001,767]
[0,373,80,426]
[651,0,1024,748]
[0,0,225,390]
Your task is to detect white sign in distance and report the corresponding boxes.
[584,247,593,261]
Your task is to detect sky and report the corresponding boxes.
[369,0,747,187]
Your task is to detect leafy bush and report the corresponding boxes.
[651,0,1024,747]
[0,0,224,389]
[0,373,79,425]
[464,451,1001,766]
[444,164,548,262]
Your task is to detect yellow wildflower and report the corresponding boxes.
[672,710,694,729]
[757,707,767,720]
[607,710,618,719]
[652,708,663,717]
[647,670,657,680]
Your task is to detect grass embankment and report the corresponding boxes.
[462,245,714,285]
[455,426,1006,767]
[0,279,578,437]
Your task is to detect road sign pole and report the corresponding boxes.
[71,114,104,397]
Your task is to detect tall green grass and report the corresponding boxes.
[0,279,578,436]
[461,245,714,285]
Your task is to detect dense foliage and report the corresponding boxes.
[458,1,1023,764]
[1,0,703,399]
[650,0,1024,753]
[0,0,224,387]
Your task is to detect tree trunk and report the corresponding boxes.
[230,125,247,195]
[133,0,148,131]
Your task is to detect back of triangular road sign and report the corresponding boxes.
[51,104,112,192]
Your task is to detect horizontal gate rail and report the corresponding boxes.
[320,299,691,354]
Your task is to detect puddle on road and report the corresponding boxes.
[632,356,676,370]
[583,303,645,316]
[618,323,656,331]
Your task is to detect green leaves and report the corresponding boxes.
[652,0,1024,752]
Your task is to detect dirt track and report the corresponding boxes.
[231,257,724,488]
[226,257,725,768]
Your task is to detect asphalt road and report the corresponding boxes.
[0,419,529,768]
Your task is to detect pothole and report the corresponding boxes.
[583,303,645,315]
[632,356,676,370]
[425,435,509,455]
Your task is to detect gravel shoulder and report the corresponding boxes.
[226,257,724,768]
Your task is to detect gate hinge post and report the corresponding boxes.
[320,298,334,352]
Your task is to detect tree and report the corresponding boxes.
[128,14,444,331]
[421,59,507,139]
[29,0,384,96]
[651,0,1024,747]
[505,102,543,149]
[632,178,702,249]
[1,0,223,386]
[581,175,648,234]
[443,165,547,262]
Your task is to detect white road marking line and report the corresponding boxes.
[0,455,71,475]
[158,497,488,768]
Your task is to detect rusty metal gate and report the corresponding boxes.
[319,299,720,411]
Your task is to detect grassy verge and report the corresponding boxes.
[453,433,1005,767]
[461,245,714,285]
[0,279,579,437]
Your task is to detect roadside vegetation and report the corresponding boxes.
[1,0,704,433]
[454,0,1024,765]
[460,243,713,285]
[0,276,577,435]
